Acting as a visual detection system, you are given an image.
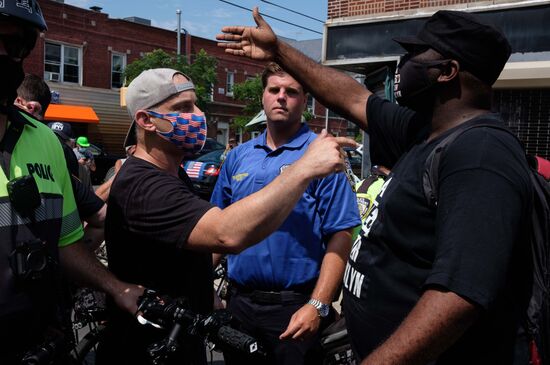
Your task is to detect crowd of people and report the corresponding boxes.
[0,1,546,365]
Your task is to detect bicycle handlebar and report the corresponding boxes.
[137,289,262,364]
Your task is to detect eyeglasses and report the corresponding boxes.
[0,25,38,61]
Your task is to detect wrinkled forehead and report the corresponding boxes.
[265,72,304,92]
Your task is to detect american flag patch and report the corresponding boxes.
[185,161,204,179]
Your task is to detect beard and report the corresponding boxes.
[0,57,25,108]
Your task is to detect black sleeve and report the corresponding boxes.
[366,95,427,168]
[425,127,531,309]
[62,143,80,177]
[71,175,104,219]
[125,172,215,249]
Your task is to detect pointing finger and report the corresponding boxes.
[280,325,297,340]
[334,137,358,149]
[292,327,307,340]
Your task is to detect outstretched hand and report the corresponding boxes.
[296,129,358,180]
[216,7,277,60]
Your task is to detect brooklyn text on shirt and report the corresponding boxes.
[344,176,394,299]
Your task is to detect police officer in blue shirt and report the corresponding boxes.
[211,63,361,365]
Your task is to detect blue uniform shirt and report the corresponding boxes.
[210,124,361,290]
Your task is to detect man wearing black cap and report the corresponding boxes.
[217,8,533,364]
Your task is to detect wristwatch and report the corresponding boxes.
[307,298,330,318]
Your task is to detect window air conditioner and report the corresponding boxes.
[49,72,60,82]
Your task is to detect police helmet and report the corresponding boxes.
[0,0,47,31]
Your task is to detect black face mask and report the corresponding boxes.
[394,54,449,111]
[0,57,25,107]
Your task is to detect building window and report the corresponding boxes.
[307,95,315,113]
[45,42,81,84]
[226,72,234,97]
[328,109,343,119]
[235,130,242,144]
[111,53,126,89]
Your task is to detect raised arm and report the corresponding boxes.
[217,7,371,129]
[187,131,357,253]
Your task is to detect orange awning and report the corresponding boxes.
[44,104,100,124]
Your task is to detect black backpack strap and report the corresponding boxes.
[423,122,517,207]
[0,117,25,180]
[0,107,36,179]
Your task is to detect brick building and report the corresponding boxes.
[22,0,348,156]
[324,0,550,161]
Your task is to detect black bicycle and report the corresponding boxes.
[212,259,357,365]
[70,287,107,364]
[137,289,264,364]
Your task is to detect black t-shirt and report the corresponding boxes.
[60,141,79,178]
[58,139,104,218]
[71,175,104,219]
[103,156,215,363]
[343,95,532,364]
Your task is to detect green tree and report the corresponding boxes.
[232,75,263,130]
[123,49,217,113]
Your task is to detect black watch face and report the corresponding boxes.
[319,304,330,317]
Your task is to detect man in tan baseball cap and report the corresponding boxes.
[98,68,357,364]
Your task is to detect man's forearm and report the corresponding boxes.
[278,230,353,341]
[59,241,128,298]
[214,161,312,250]
[94,178,113,202]
[189,132,354,252]
[361,289,480,365]
[274,40,370,128]
[311,230,352,304]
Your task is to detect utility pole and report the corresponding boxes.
[176,9,181,56]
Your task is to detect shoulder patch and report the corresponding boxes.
[232,173,249,182]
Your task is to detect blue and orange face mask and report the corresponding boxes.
[147,110,207,153]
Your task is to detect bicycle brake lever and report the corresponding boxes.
[137,314,163,329]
